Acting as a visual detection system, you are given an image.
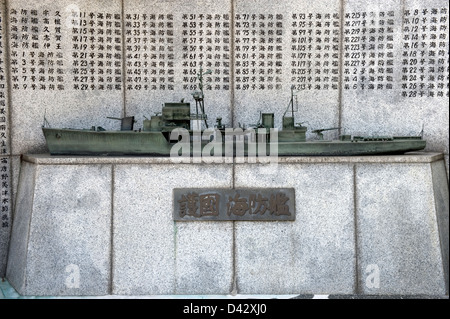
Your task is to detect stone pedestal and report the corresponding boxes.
[6,152,448,296]
[1,0,449,281]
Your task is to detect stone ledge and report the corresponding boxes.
[22,152,444,165]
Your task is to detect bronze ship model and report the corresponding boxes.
[42,69,426,157]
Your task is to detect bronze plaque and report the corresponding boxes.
[173,188,295,221]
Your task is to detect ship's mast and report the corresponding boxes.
[193,66,212,129]
[290,85,295,120]
[284,85,297,120]
[198,66,207,128]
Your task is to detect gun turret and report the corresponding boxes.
[311,127,340,140]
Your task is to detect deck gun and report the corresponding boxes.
[311,127,340,140]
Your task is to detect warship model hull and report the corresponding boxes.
[42,127,426,157]
[42,74,426,157]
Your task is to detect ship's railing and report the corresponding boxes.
[392,136,423,140]
[353,136,394,141]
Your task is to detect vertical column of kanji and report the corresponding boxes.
[0,0,11,277]
[233,0,342,136]
[400,1,449,169]
[341,0,448,160]
[123,0,232,131]
[7,0,124,156]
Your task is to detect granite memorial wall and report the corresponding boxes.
[0,0,448,281]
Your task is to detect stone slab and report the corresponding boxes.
[0,155,17,278]
[234,163,356,294]
[7,0,124,155]
[22,151,444,164]
[123,0,233,130]
[445,154,449,180]
[112,164,233,295]
[341,0,449,155]
[431,160,449,293]
[0,0,11,278]
[355,161,447,294]
[0,0,10,156]
[233,0,341,137]
[4,161,35,291]
[7,163,112,295]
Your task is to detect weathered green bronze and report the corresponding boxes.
[42,68,426,157]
